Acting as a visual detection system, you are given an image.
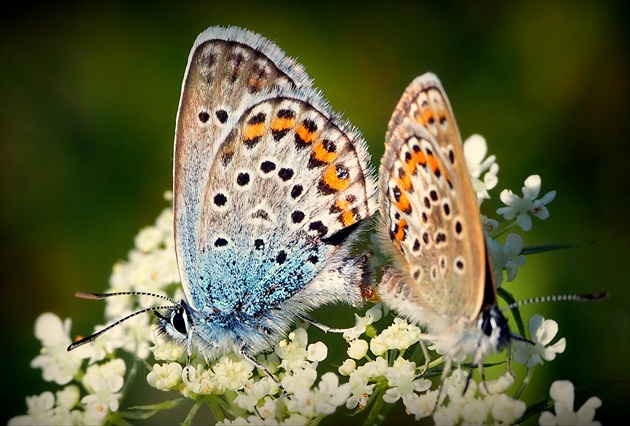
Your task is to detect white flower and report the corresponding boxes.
[281,367,317,395]
[345,358,388,409]
[369,336,388,356]
[460,397,488,424]
[283,413,310,425]
[82,320,126,364]
[343,304,382,341]
[487,233,526,286]
[149,331,185,362]
[480,371,516,395]
[443,368,476,403]
[306,341,327,363]
[514,315,566,368]
[30,313,88,385]
[255,352,280,376]
[488,392,527,424]
[55,385,80,410]
[217,414,283,425]
[539,380,602,425]
[181,362,216,396]
[8,392,55,425]
[383,358,431,403]
[51,406,84,425]
[256,397,277,420]
[147,362,183,391]
[338,358,356,376]
[275,328,310,372]
[134,226,165,253]
[463,134,499,201]
[213,354,255,393]
[497,175,556,231]
[347,339,369,359]
[234,376,277,412]
[287,372,351,416]
[401,390,439,421]
[369,317,421,355]
[81,359,125,419]
[428,369,525,424]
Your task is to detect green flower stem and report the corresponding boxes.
[513,366,535,400]
[362,383,392,426]
[182,398,205,426]
[490,219,519,239]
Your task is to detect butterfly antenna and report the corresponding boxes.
[68,304,178,351]
[68,291,180,351]
[501,292,608,313]
[75,291,178,304]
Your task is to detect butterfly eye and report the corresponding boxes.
[170,307,188,335]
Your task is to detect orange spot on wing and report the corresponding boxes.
[404,149,427,176]
[323,165,349,191]
[313,141,337,163]
[271,117,294,131]
[398,173,412,191]
[394,218,407,241]
[417,108,434,127]
[336,199,350,211]
[296,122,316,144]
[396,191,411,214]
[341,210,356,226]
[244,122,265,141]
[413,149,427,166]
[427,153,440,174]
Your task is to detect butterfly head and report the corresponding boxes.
[474,305,511,363]
[153,301,195,352]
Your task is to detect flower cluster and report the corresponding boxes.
[337,302,582,424]
[145,326,351,424]
[11,136,604,425]
[462,135,555,287]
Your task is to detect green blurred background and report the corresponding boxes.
[2,1,628,424]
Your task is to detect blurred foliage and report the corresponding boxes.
[2,1,628,424]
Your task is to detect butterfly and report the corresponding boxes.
[69,26,377,388]
[377,72,510,380]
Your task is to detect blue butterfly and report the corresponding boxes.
[68,26,377,390]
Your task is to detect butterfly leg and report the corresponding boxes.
[239,345,290,399]
[464,366,475,394]
[418,340,431,374]
[432,356,453,413]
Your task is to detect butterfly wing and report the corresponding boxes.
[378,73,486,326]
[173,27,377,352]
[173,27,313,308]
[199,92,376,315]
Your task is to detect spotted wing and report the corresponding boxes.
[378,73,485,324]
[197,92,376,318]
[173,26,313,306]
[174,26,377,319]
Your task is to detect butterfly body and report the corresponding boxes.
[378,73,510,366]
[155,26,377,362]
